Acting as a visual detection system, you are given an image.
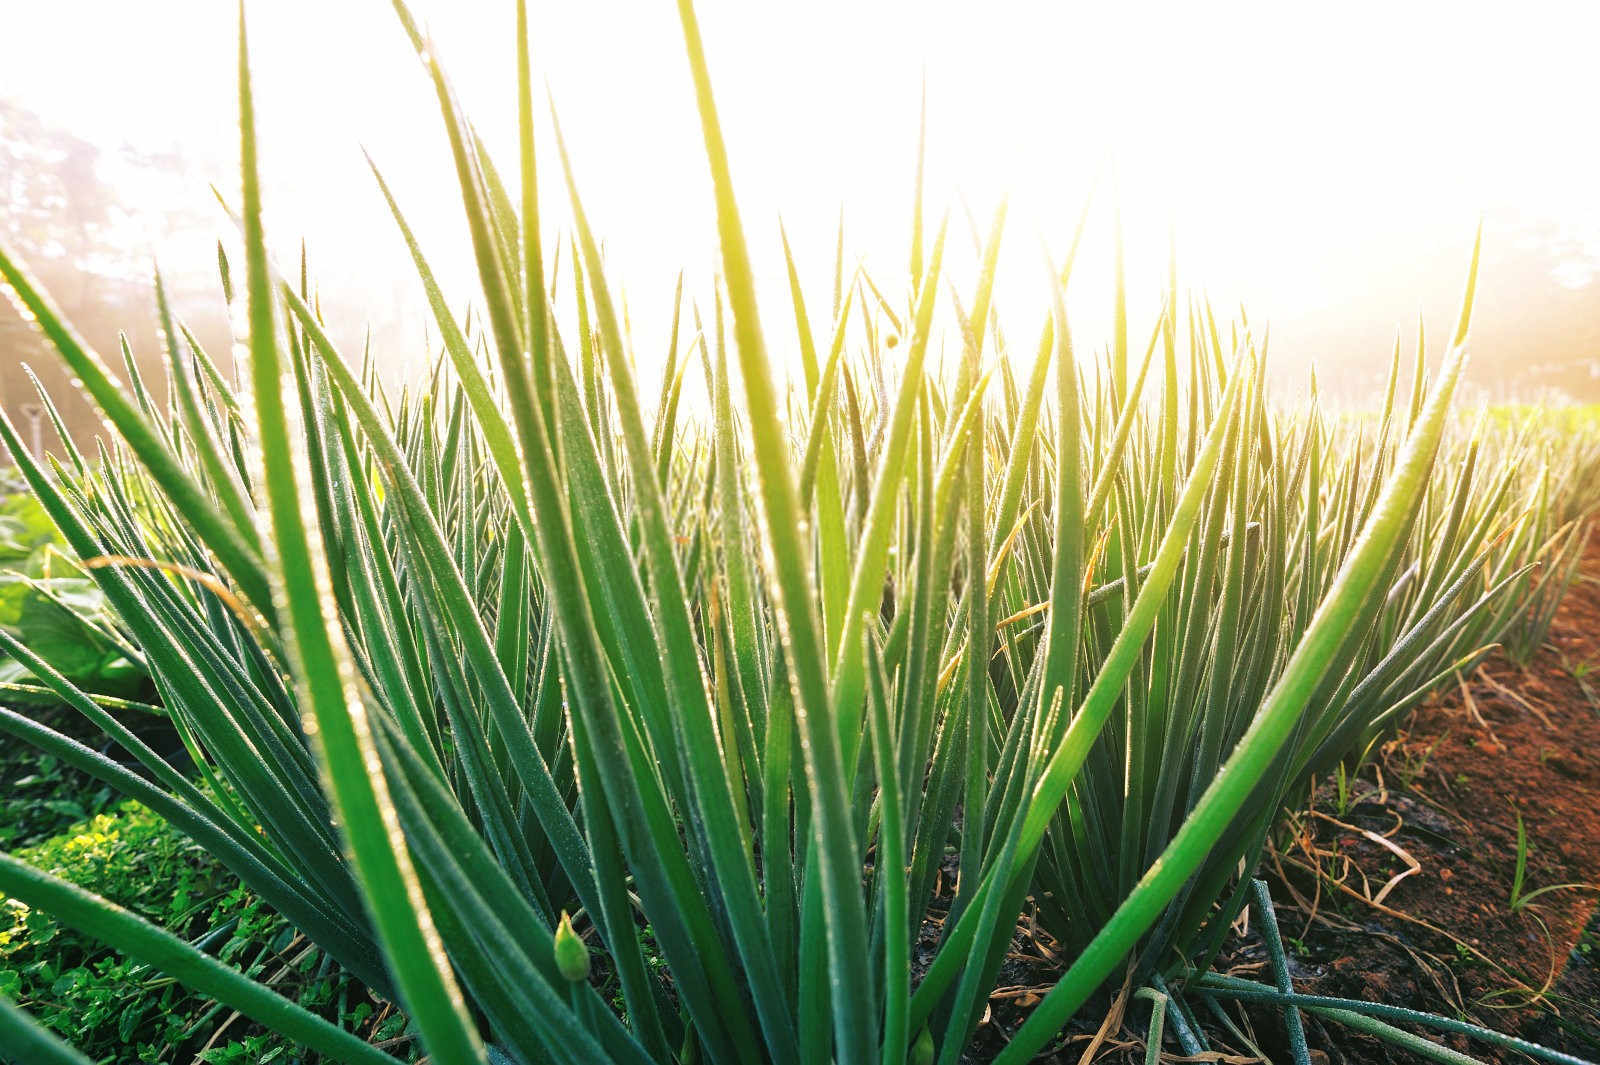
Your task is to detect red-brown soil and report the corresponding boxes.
[1250,535,1600,1063]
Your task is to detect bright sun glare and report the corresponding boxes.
[3,0,1598,385]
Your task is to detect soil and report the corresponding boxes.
[961,534,1600,1063]
[1246,533,1600,1063]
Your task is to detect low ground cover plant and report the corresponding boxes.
[0,706,124,851]
[0,1,1597,1063]
[0,798,411,1063]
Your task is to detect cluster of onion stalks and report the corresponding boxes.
[1,2,1597,1064]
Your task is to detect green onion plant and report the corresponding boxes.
[1,2,1597,1063]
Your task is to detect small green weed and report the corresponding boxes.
[0,800,413,1062]
[1507,808,1597,914]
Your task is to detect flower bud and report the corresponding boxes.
[910,1026,934,1065]
[553,910,590,983]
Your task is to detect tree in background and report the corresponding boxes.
[1,98,229,455]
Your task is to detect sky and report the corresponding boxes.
[2,0,1598,395]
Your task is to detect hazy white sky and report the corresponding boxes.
[3,0,1598,387]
